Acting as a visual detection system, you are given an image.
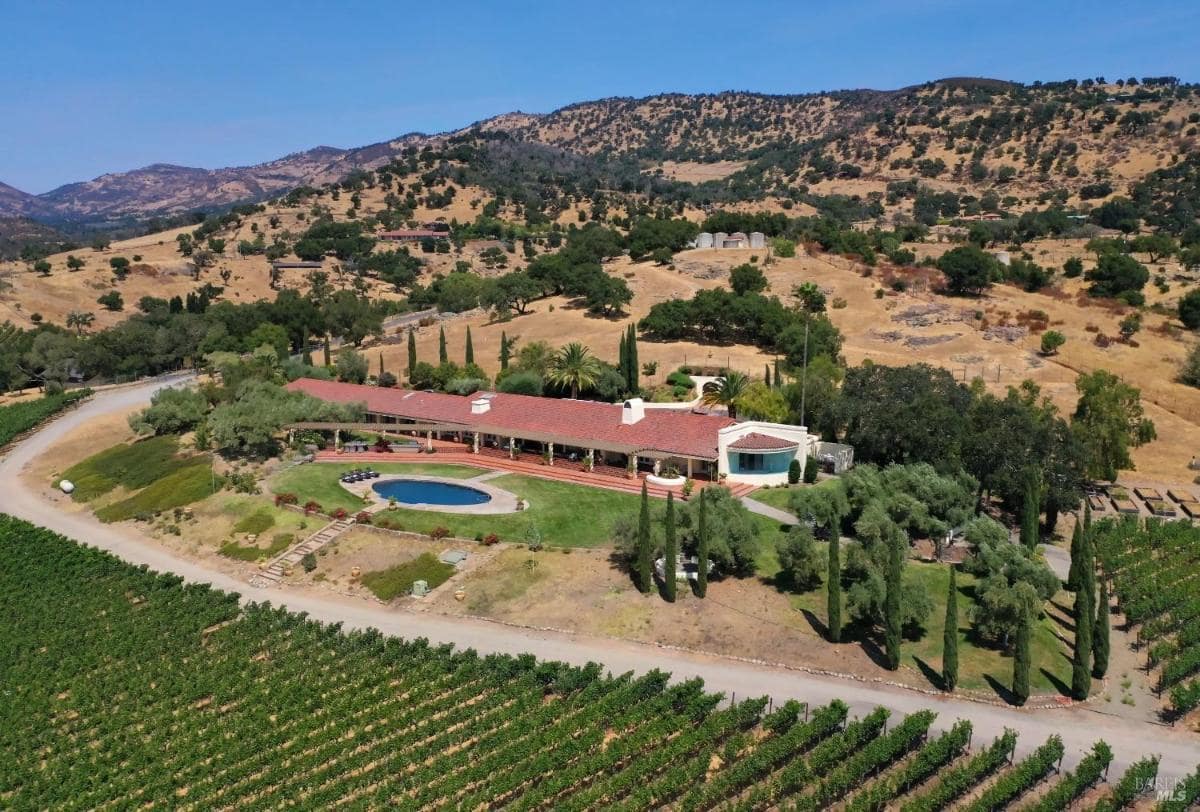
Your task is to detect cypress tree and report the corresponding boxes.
[884,529,903,670]
[322,335,331,367]
[764,364,771,388]
[464,326,474,366]
[1019,469,1040,551]
[1067,518,1082,592]
[438,326,448,365]
[1013,606,1031,706]
[378,352,385,378]
[827,534,842,643]
[1083,501,1092,532]
[1081,526,1096,612]
[1044,493,1060,535]
[627,324,639,394]
[301,327,313,366]
[499,331,510,371]
[695,489,709,598]
[635,481,653,594]
[774,358,782,389]
[618,331,628,391]
[1071,530,1094,700]
[407,328,417,376]
[1093,575,1110,679]
[663,492,677,602]
[943,565,959,691]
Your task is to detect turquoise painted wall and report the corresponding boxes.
[728,449,794,475]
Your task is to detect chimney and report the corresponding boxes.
[621,398,645,425]
[471,396,491,415]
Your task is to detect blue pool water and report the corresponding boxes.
[371,479,492,506]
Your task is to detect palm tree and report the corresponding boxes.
[547,342,602,399]
[701,371,750,418]
[66,311,95,336]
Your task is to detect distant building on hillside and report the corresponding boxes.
[379,228,449,242]
[692,231,766,249]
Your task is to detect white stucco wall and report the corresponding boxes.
[717,421,817,486]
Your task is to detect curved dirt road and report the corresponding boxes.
[3,376,1198,779]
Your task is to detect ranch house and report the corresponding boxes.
[286,378,852,486]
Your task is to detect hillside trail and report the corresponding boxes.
[2,375,1198,779]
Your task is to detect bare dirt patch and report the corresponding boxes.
[426,546,938,687]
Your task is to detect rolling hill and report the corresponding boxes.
[2,77,1195,231]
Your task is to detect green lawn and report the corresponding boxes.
[220,532,295,562]
[63,435,210,502]
[749,485,800,513]
[368,474,643,548]
[95,463,222,523]
[62,435,222,523]
[361,553,456,601]
[233,508,276,535]
[270,462,488,514]
[768,545,1073,696]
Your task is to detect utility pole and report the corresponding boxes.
[799,318,810,429]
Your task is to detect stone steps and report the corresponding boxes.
[252,519,353,588]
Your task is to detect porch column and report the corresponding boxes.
[585,449,595,472]
[425,430,433,452]
[547,442,555,466]
[653,459,662,476]
[687,458,693,478]
[472,432,480,454]
[334,428,341,450]
[627,454,638,479]
[508,437,516,459]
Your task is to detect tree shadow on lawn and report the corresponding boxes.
[799,608,828,639]
[1039,667,1072,697]
[984,673,1020,706]
[1049,597,1074,617]
[1046,607,1075,635]
[858,633,895,672]
[913,655,947,691]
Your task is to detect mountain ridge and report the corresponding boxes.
[2,76,1193,228]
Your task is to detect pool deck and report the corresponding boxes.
[312,446,760,501]
[340,474,523,515]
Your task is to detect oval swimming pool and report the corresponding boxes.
[371,478,492,506]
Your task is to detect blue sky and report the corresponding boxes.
[2,0,1198,193]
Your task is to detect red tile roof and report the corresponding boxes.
[286,378,737,459]
[728,432,799,451]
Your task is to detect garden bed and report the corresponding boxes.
[1111,497,1140,515]
[1146,499,1177,517]
[360,553,456,601]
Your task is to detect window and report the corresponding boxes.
[738,453,764,471]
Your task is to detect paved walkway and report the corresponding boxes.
[1042,542,1071,581]
[316,449,760,500]
[741,495,798,525]
[3,376,1200,778]
[466,470,511,484]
